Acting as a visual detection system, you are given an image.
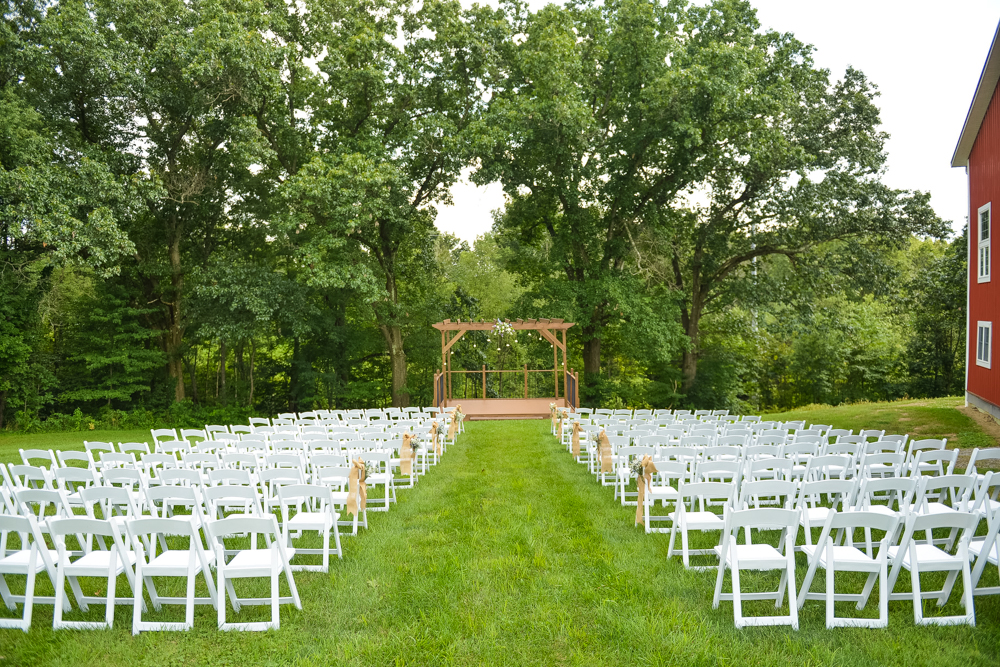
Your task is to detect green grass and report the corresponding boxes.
[0,429,153,466]
[765,396,995,451]
[0,420,997,666]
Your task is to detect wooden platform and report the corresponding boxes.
[444,398,569,420]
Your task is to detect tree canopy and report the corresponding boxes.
[0,0,962,428]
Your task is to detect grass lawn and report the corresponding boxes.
[0,429,153,466]
[764,396,996,451]
[0,418,997,666]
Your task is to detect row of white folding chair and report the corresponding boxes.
[0,502,309,632]
[672,476,998,628]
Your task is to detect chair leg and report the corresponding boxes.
[731,559,744,629]
[270,554,280,630]
[132,561,144,635]
[825,562,835,629]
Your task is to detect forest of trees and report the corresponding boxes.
[0,0,966,430]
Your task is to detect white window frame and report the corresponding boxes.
[977,321,992,369]
[978,202,991,283]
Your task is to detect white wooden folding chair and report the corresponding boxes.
[643,461,687,534]
[358,452,395,511]
[712,507,800,629]
[667,481,734,570]
[278,484,342,572]
[970,472,1000,597]
[206,515,301,631]
[314,466,367,535]
[886,511,980,626]
[49,516,138,630]
[796,510,898,628]
[126,516,219,634]
[793,478,857,550]
[0,514,64,631]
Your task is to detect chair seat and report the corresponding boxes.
[147,549,216,571]
[67,550,136,575]
[0,549,56,574]
[802,544,875,567]
[287,512,336,528]
[228,548,296,572]
[647,485,677,500]
[714,543,785,569]
[801,507,832,525]
[887,543,964,569]
[683,511,724,530]
[969,538,999,564]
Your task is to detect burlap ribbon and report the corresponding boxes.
[571,421,581,458]
[635,455,658,526]
[431,421,441,455]
[447,404,463,439]
[599,429,613,473]
[558,409,568,440]
[550,404,557,432]
[346,458,367,517]
[400,433,416,475]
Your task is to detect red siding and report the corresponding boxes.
[968,80,1000,406]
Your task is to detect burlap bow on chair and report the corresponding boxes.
[571,421,582,458]
[400,433,416,475]
[599,429,613,473]
[635,454,658,526]
[346,457,367,518]
[550,404,557,432]
[558,409,568,440]
[431,421,441,455]
[448,403,462,440]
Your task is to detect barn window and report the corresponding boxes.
[979,203,991,283]
[977,321,992,368]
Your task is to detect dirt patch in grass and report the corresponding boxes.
[956,404,1000,446]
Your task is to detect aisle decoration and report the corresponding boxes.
[448,405,464,439]
[571,421,582,458]
[558,409,568,440]
[550,402,558,433]
[400,433,416,475]
[431,421,441,455]
[346,457,368,517]
[631,455,658,526]
[599,429,613,473]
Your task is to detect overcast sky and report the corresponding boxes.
[436,0,1000,244]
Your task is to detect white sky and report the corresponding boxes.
[436,0,1000,243]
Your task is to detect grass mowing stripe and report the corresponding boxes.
[0,420,996,666]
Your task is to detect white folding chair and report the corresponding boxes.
[126,516,219,634]
[0,514,64,631]
[49,516,138,630]
[278,484,342,572]
[667,481,734,570]
[969,472,1000,597]
[206,515,301,631]
[712,507,800,629]
[886,511,979,626]
[796,510,898,628]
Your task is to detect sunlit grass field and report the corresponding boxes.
[0,407,996,665]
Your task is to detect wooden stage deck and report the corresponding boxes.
[444,398,570,420]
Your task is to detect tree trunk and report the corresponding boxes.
[380,325,409,407]
[582,332,601,376]
[166,228,185,401]
[0,390,7,429]
[218,340,227,405]
[289,336,300,413]
[249,339,256,408]
[681,294,704,392]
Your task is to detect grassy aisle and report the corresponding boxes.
[0,420,998,666]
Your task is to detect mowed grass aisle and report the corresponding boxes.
[1,420,998,666]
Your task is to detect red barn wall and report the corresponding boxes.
[968,80,1000,408]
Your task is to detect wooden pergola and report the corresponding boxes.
[432,319,579,419]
